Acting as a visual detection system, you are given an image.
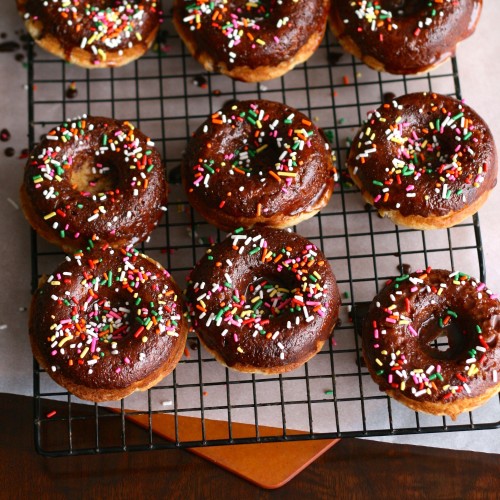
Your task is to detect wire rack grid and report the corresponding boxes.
[27,2,499,456]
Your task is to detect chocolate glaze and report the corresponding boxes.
[173,0,328,70]
[186,227,340,371]
[363,269,500,405]
[30,248,186,391]
[22,115,167,250]
[182,100,336,231]
[330,0,482,74]
[18,0,160,62]
[348,93,497,218]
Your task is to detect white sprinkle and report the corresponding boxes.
[7,198,19,210]
[161,400,173,406]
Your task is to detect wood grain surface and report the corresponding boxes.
[0,393,498,499]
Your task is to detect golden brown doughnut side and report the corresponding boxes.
[17,0,160,68]
[347,92,497,229]
[329,0,483,75]
[362,268,500,420]
[173,0,329,82]
[29,249,188,402]
[186,227,340,373]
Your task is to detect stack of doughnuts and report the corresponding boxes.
[17,0,500,422]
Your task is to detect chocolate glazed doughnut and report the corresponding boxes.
[330,0,482,74]
[186,227,340,374]
[17,0,161,68]
[29,246,188,402]
[20,115,167,252]
[362,268,500,419]
[347,93,497,230]
[173,0,330,82]
[182,100,337,232]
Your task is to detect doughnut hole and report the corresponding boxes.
[416,305,479,361]
[69,152,120,195]
[79,291,135,346]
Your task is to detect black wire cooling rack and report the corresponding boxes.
[27,2,499,456]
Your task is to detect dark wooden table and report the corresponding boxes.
[0,393,498,499]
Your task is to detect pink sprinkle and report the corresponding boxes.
[115,367,121,373]
[388,374,393,384]
[385,317,396,324]
[410,286,418,292]
[51,350,57,356]
[477,283,486,291]
[408,325,418,337]
[91,338,97,353]
[373,194,381,203]
[436,365,442,373]
[373,329,379,339]
[233,334,239,342]
[124,357,130,364]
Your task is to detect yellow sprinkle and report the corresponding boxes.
[58,336,73,347]
[80,347,89,359]
[381,350,388,355]
[256,144,268,153]
[313,271,321,280]
[142,336,148,343]
[50,281,61,286]
[136,32,143,41]
[256,38,266,45]
[375,358,383,366]
[44,212,56,220]
[237,347,244,353]
[251,296,261,303]
[277,172,297,177]
[400,381,406,391]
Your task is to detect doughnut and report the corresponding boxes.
[17,0,161,68]
[347,92,497,230]
[362,268,500,419]
[29,246,188,402]
[329,0,482,74]
[20,115,167,252]
[186,227,340,374]
[172,0,329,82]
[182,100,337,231]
